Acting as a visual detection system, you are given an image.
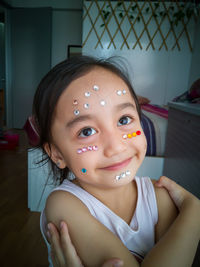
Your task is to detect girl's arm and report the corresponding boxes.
[46,177,200,267]
[48,221,124,267]
[46,190,140,267]
[142,176,200,267]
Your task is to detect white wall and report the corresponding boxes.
[82,1,196,106]
[51,9,82,67]
[188,17,200,88]
[83,49,192,105]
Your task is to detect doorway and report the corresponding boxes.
[0,9,5,134]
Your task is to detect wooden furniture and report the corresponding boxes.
[163,102,200,198]
[163,102,200,267]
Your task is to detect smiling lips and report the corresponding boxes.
[102,157,132,171]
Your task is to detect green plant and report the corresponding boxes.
[100,1,200,27]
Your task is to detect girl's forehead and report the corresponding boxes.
[64,67,132,100]
[55,67,137,119]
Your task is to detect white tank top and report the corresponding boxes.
[40,176,158,265]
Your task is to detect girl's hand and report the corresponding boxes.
[47,222,124,267]
[47,222,84,267]
[155,176,200,212]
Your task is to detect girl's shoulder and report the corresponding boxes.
[45,189,90,225]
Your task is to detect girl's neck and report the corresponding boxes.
[73,178,138,224]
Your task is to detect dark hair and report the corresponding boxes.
[33,55,141,184]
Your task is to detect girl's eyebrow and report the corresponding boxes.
[115,102,136,111]
[67,102,135,128]
[67,115,93,128]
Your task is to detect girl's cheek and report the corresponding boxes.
[132,131,147,154]
[143,139,147,154]
[72,147,100,168]
[72,151,99,176]
[140,132,147,149]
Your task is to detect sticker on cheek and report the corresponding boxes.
[81,168,87,173]
[74,109,80,116]
[122,130,141,140]
[77,145,98,154]
[116,170,131,181]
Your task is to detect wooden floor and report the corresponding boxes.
[0,130,48,267]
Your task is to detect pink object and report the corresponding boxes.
[0,132,19,150]
[4,132,19,145]
[141,104,168,119]
[23,116,40,146]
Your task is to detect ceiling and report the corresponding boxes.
[0,0,83,9]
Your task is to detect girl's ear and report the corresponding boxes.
[44,143,67,169]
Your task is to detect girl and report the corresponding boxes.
[34,56,200,267]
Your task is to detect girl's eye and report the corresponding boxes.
[118,116,132,126]
[79,127,96,138]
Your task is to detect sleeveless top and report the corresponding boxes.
[40,176,158,266]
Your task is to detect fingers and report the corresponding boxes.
[101,258,124,267]
[155,176,182,198]
[48,223,66,266]
[155,176,192,209]
[48,221,84,267]
[59,221,83,267]
[48,222,123,267]
[155,176,174,189]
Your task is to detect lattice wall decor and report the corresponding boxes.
[83,0,199,51]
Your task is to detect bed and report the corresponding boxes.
[25,102,168,211]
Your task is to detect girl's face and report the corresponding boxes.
[48,67,147,190]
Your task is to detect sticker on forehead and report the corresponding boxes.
[93,85,99,91]
[72,83,112,115]
[116,89,126,96]
[85,92,91,97]
[100,100,106,106]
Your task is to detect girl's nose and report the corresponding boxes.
[103,132,126,158]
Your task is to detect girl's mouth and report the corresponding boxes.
[101,157,132,171]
